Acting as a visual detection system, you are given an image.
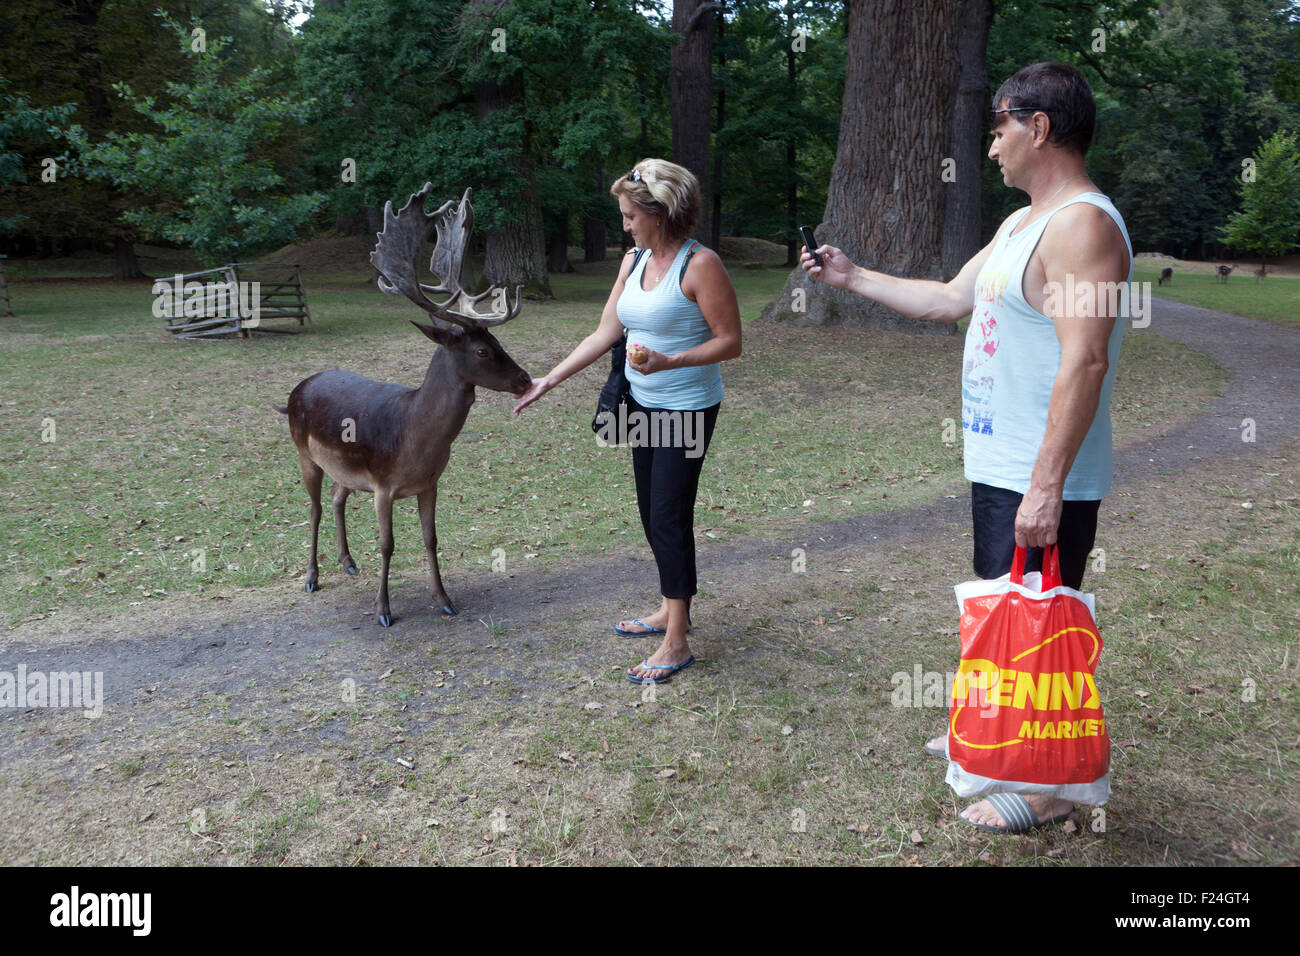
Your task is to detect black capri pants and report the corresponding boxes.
[627,395,721,602]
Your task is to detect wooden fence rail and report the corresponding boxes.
[156,262,311,339]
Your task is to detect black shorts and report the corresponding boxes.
[971,482,1101,590]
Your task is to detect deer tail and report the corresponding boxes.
[275,405,289,415]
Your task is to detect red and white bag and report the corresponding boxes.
[945,545,1111,805]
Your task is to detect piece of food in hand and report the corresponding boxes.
[628,344,649,365]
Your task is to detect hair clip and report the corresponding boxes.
[629,169,642,182]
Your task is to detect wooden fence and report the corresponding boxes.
[156,262,311,339]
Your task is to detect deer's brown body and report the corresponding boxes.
[283,185,530,625]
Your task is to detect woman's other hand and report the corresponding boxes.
[628,344,672,375]
[513,376,554,415]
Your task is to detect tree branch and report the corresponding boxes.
[681,1,721,37]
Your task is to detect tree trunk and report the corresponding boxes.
[584,166,608,263]
[941,0,993,277]
[71,0,142,282]
[583,217,607,262]
[784,3,798,268]
[711,11,725,251]
[548,210,573,273]
[113,237,143,280]
[761,0,969,331]
[671,0,717,244]
[474,2,551,298]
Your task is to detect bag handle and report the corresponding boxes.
[1010,544,1063,590]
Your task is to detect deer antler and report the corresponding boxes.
[370,183,523,329]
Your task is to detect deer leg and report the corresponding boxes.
[331,481,358,574]
[418,488,456,616]
[300,455,324,593]
[374,489,395,627]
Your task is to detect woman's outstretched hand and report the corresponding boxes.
[513,377,553,415]
[800,243,854,289]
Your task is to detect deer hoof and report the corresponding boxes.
[441,602,458,617]
[377,613,392,627]
[345,564,359,575]
[304,578,318,593]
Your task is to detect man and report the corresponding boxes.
[801,62,1131,832]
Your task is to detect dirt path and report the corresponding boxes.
[2,296,1296,864]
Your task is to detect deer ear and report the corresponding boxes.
[411,320,460,346]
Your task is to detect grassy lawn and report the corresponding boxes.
[3,258,1295,866]
[1132,260,1300,328]
[0,265,1219,628]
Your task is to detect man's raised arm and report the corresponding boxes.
[800,221,1011,324]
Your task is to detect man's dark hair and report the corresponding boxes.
[993,62,1096,156]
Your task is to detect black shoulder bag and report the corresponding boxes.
[591,248,646,440]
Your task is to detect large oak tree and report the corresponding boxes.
[762,0,989,329]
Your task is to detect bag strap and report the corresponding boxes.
[617,249,648,344]
[1041,544,1062,589]
[1010,544,1063,590]
[679,240,701,281]
[1010,546,1026,584]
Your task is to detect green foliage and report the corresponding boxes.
[0,80,75,234]
[298,0,660,247]
[985,0,1300,257]
[1220,128,1300,261]
[715,0,844,243]
[69,16,322,265]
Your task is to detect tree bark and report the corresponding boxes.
[941,0,993,277]
[761,0,970,331]
[784,2,798,267]
[671,0,718,244]
[71,0,144,281]
[583,166,608,262]
[113,237,143,280]
[711,10,725,251]
[547,210,574,273]
[474,2,552,298]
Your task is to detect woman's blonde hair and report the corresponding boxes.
[610,158,701,242]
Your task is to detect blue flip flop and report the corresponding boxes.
[613,618,692,637]
[625,656,695,684]
[613,618,666,637]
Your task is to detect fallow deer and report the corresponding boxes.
[281,184,531,625]
[1158,267,1172,286]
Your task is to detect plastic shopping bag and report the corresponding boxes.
[945,545,1111,805]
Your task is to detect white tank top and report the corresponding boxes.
[961,192,1131,500]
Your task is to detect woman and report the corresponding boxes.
[513,158,741,684]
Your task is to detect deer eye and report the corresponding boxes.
[475,347,489,358]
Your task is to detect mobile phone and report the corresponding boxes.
[800,226,823,267]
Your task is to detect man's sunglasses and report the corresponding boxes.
[990,106,1049,124]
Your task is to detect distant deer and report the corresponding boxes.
[1217,264,1234,282]
[281,185,531,625]
[1158,267,1172,286]
[1254,264,1267,282]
